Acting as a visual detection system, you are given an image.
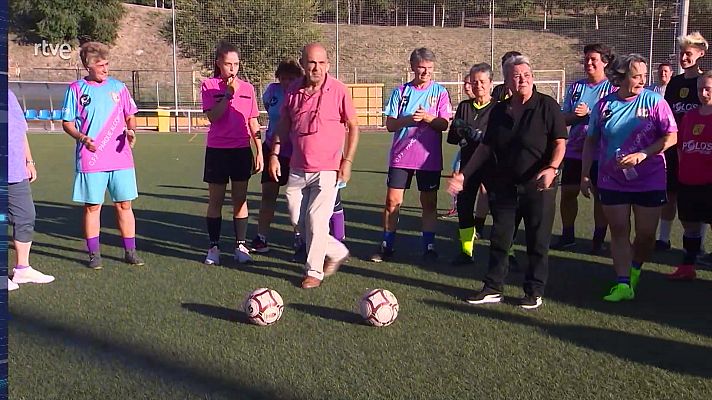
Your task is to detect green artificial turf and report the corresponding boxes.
[9,134,712,399]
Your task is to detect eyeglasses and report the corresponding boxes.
[296,80,326,136]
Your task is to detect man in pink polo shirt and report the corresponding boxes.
[269,43,360,289]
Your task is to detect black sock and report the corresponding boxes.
[207,217,222,248]
[682,235,702,265]
[474,216,486,234]
[233,217,249,243]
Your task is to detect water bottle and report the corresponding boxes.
[615,148,638,181]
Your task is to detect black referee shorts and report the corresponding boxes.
[203,147,254,184]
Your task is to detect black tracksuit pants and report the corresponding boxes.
[484,179,557,297]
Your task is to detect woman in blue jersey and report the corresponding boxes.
[555,43,615,254]
[251,59,304,254]
[61,42,143,270]
[582,54,678,302]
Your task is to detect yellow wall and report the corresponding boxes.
[137,83,385,131]
[347,83,384,127]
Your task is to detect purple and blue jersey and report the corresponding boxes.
[62,77,138,173]
[384,81,452,171]
[562,78,616,159]
[588,89,677,192]
[262,82,291,156]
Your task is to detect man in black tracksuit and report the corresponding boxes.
[447,63,496,265]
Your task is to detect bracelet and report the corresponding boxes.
[342,159,353,164]
[79,135,87,144]
[26,160,35,165]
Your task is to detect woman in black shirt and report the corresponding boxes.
[447,63,496,265]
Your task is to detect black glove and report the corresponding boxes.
[451,119,484,146]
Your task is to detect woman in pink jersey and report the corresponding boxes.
[201,41,263,266]
[666,70,712,280]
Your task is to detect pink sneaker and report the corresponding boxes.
[666,264,696,281]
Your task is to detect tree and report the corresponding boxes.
[10,0,125,44]
[172,0,320,83]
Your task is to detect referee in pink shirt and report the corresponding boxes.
[269,43,360,289]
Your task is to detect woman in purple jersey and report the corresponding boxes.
[61,42,143,270]
[250,60,303,255]
[582,54,677,302]
[554,43,614,254]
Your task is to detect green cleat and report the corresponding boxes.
[630,268,641,290]
[603,283,635,302]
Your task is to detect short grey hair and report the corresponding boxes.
[503,55,533,79]
[410,48,436,66]
[469,63,493,81]
[605,53,647,87]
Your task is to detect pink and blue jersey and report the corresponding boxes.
[262,82,291,156]
[562,78,616,159]
[62,77,138,173]
[384,81,452,171]
[588,89,677,192]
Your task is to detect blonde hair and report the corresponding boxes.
[80,42,110,68]
[678,31,709,52]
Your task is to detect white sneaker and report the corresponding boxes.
[12,266,55,284]
[8,278,19,291]
[204,246,221,265]
[234,243,253,264]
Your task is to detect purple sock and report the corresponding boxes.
[86,236,100,254]
[330,210,346,241]
[123,237,136,250]
[15,265,29,270]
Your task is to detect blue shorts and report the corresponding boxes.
[387,167,441,192]
[73,169,138,204]
[597,188,667,207]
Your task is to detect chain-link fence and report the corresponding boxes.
[12,1,712,116]
[170,0,695,111]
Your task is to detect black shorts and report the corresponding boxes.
[387,167,440,192]
[598,188,667,207]
[561,158,599,187]
[678,183,712,223]
[260,143,290,186]
[665,146,679,192]
[203,147,253,184]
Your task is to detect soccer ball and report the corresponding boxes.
[242,288,284,326]
[359,289,399,327]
